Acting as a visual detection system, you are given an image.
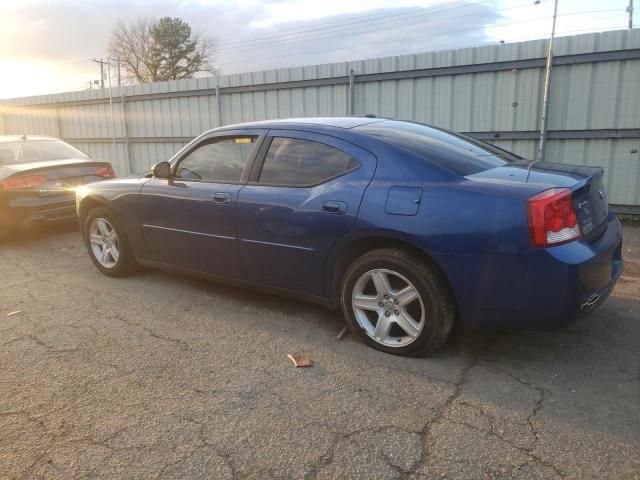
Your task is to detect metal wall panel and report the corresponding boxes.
[1,29,639,207]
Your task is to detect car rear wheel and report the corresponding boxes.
[341,248,455,357]
[85,206,137,277]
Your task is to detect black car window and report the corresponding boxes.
[357,120,513,176]
[258,137,358,187]
[0,140,88,165]
[20,140,89,162]
[0,143,20,165]
[174,136,257,183]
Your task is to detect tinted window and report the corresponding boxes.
[175,137,256,183]
[357,121,514,175]
[0,140,88,165]
[259,137,358,186]
[0,143,20,165]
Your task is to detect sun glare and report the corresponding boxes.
[0,58,94,100]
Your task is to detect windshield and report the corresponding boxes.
[0,140,89,165]
[358,120,518,175]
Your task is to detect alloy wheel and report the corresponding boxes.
[89,217,120,269]
[351,268,426,347]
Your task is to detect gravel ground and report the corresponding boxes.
[1,222,639,480]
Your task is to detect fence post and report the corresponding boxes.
[348,68,355,115]
[215,76,222,127]
[121,92,132,174]
[1,105,7,135]
[55,106,63,139]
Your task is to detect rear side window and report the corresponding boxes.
[357,121,513,176]
[175,136,257,183]
[258,137,358,187]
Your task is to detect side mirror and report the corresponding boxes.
[152,161,171,179]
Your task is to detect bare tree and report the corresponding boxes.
[108,17,215,84]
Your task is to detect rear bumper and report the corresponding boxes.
[0,193,77,229]
[434,213,623,328]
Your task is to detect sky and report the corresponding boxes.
[0,0,633,99]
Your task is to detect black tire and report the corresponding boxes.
[84,206,138,277]
[340,248,455,357]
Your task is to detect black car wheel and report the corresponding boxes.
[341,248,455,357]
[84,206,138,277]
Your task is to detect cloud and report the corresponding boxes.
[212,2,501,73]
[0,0,501,96]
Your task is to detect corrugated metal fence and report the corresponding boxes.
[1,29,639,210]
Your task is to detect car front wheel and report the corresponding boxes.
[341,248,455,357]
[84,206,137,277]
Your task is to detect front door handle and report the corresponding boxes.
[212,192,232,204]
[322,201,347,214]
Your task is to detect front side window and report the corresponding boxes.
[258,137,358,187]
[175,136,257,183]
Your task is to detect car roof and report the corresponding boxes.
[0,135,61,143]
[218,117,385,130]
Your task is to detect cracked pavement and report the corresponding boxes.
[1,222,639,479]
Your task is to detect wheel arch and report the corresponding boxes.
[78,195,111,240]
[325,231,459,314]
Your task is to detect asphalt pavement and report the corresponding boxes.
[1,222,639,479]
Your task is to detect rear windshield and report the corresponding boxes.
[0,140,89,165]
[357,120,518,175]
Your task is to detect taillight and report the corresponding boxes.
[96,166,116,178]
[527,188,581,247]
[0,174,47,191]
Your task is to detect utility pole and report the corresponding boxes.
[537,0,559,163]
[116,57,122,87]
[107,59,116,156]
[628,0,634,29]
[92,58,107,89]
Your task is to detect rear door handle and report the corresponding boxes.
[322,201,347,214]
[212,192,232,204]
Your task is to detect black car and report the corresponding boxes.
[0,135,115,239]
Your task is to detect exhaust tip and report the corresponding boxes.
[581,294,601,310]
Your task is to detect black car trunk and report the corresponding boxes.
[1,158,112,196]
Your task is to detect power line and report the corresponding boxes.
[217,6,420,47]
[484,13,630,43]
[54,58,94,67]
[216,0,477,47]
[217,0,507,53]
[217,4,623,55]
[217,7,624,68]
[92,58,107,89]
[335,11,631,62]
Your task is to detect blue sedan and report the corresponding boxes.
[76,117,623,356]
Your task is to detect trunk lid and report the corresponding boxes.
[1,158,113,194]
[468,161,610,241]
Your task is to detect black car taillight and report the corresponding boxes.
[0,174,47,191]
[95,166,116,178]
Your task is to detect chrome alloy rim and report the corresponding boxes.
[89,217,120,269]
[351,268,426,347]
